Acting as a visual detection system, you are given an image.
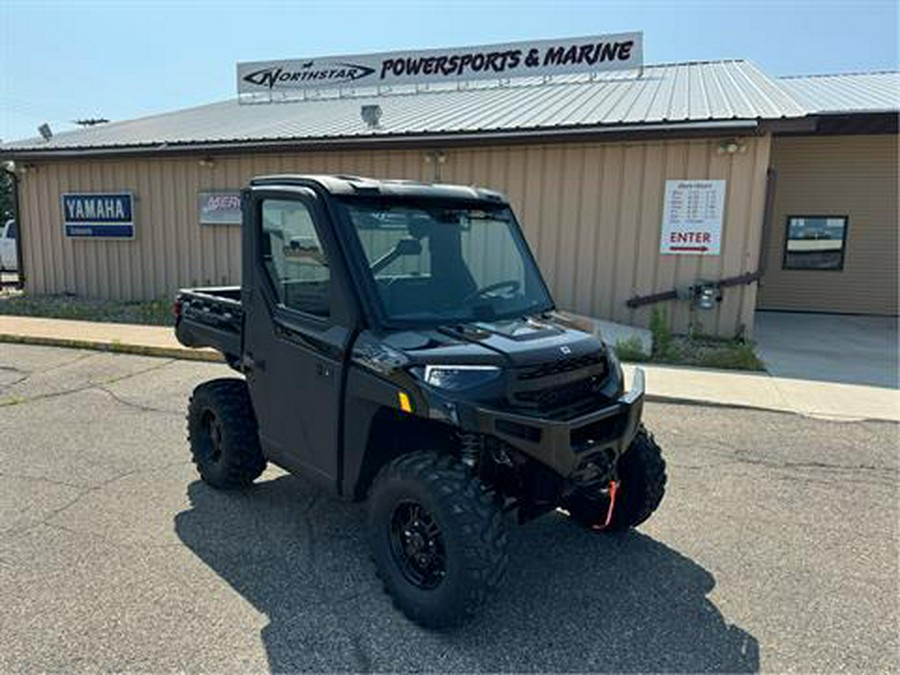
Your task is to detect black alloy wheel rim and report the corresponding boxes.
[202,410,223,463]
[389,500,447,590]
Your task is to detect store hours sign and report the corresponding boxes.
[62,193,135,239]
[660,180,726,255]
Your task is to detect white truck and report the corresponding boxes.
[0,219,17,271]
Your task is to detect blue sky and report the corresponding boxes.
[1,0,897,142]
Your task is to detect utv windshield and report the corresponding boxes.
[341,199,553,325]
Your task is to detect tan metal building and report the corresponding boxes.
[759,135,898,315]
[2,63,897,336]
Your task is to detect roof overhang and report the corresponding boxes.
[0,119,764,161]
[808,111,898,135]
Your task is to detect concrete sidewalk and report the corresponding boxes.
[755,311,898,389]
[1,314,897,422]
[624,365,898,423]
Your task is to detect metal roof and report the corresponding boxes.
[0,60,806,155]
[777,71,900,114]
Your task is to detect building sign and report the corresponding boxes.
[237,32,643,95]
[660,180,726,255]
[199,191,242,225]
[62,193,134,239]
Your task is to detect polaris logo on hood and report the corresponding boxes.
[242,61,376,90]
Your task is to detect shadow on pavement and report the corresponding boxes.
[175,475,758,673]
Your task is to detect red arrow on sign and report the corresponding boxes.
[669,246,709,252]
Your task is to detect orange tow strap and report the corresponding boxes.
[591,481,619,531]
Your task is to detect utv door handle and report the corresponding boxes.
[242,353,265,372]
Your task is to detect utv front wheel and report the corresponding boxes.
[187,378,266,489]
[565,427,666,531]
[367,452,508,629]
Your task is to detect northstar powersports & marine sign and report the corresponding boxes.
[237,32,643,94]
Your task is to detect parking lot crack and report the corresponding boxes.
[0,365,28,389]
[4,459,193,540]
[0,359,178,409]
[94,384,180,416]
[0,471,86,490]
[97,358,176,385]
[41,521,186,550]
[0,351,100,392]
[689,434,898,476]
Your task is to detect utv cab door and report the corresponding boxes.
[242,186,355,490]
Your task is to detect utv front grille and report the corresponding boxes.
[509,352,609,417]
[516,353,605,381]
[513,374,606,411]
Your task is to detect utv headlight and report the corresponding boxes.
[421,365,501,391]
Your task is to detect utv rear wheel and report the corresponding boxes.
[367,451,508,629]
[565,427,666,531]
[187,378,265,489]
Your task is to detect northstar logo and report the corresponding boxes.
[243,61,376,89]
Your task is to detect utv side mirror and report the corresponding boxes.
[285,237,328,266]
[395,239,422,256]
[371,238,423,274]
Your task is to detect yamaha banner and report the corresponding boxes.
[62,193,135,239]
[237,33,642,95]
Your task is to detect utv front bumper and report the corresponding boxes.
[467,368,645,479]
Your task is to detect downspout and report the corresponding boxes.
[757,167,778,280]
[1,164,24,290]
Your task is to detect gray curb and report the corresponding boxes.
[0,333,224,363]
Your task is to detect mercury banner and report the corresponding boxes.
[237,33,642,94]
[199,191,242,225]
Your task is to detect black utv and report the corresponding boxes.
[175,175,666,628]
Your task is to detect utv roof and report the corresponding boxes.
[251,174,510,203]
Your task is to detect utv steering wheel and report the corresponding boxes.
[463,279,521,303]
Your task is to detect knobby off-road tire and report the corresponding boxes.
[367,451,509,629]
[187,378,266,489]
[565,426,667,531]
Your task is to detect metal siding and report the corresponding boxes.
[758,135,899,315]
[19,137,770,335]
[594,145,624,320]
[737,136,771,331]
[632,142,666,329]
[612,144,645,324]
[573,146,601,313]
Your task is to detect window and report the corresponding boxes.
[783,216,848,271]
[341,200,552,324]
[5,221,16,239]
[260,199,330,316]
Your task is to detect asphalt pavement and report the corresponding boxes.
[0,343,897,672]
